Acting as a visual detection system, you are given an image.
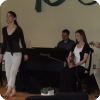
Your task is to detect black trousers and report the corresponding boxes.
[59,66,85,92]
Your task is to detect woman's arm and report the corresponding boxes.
[75,53,89,67]
[1,29,7,55]
[0,28,7,63]
[19,27,28,61]
[19,27,27,55]
[67,51,72,65]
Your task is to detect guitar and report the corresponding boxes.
[70,52,75,65]
[89,41,95,46]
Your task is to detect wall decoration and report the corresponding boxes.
[35,0,97,12]
[78,0,97,5]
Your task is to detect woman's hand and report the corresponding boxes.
[24,54,28,61]
[68,63,75,68]
[0,54,3,63]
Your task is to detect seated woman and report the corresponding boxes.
[59,29,90,92]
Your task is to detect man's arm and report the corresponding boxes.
[95,42,100,48]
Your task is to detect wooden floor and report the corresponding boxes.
[0,79,100,100]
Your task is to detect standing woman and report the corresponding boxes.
[0,11,28,97]
[59,29,90,92]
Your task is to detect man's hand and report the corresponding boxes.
[94,42,100,48]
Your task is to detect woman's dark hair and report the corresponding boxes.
[75,29,87,43]
[7,11,19,26]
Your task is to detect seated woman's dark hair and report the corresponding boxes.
[75,29,87,43]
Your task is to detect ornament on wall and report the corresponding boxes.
[35,0,41,12]
[35,0,97,12]
[44,0,65,6]
[35,0,65,12]
[78,0,97,5]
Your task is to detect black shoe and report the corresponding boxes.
[95,96,100,100]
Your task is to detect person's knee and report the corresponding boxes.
[10,72,17,78]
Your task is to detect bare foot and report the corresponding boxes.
[9,87,16,97]
[9,92,16,97]
[3,92,10,98]
[3,86,12,97]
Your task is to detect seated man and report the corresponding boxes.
[57,29,75,50]
[94,42,100,92]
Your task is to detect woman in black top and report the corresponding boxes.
[0,11,28,97]
[59,29,90,92]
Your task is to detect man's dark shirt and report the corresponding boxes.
[57,39,75,50]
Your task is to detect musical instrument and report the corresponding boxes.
[20,47,69,72]
[70,52,75,66]
[89,41,95,46]
[18,47,70,88]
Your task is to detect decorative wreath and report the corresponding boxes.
[35,0,97,12]
[78,0,97,5]
[35,0,65,12]
[43,0,65,6]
